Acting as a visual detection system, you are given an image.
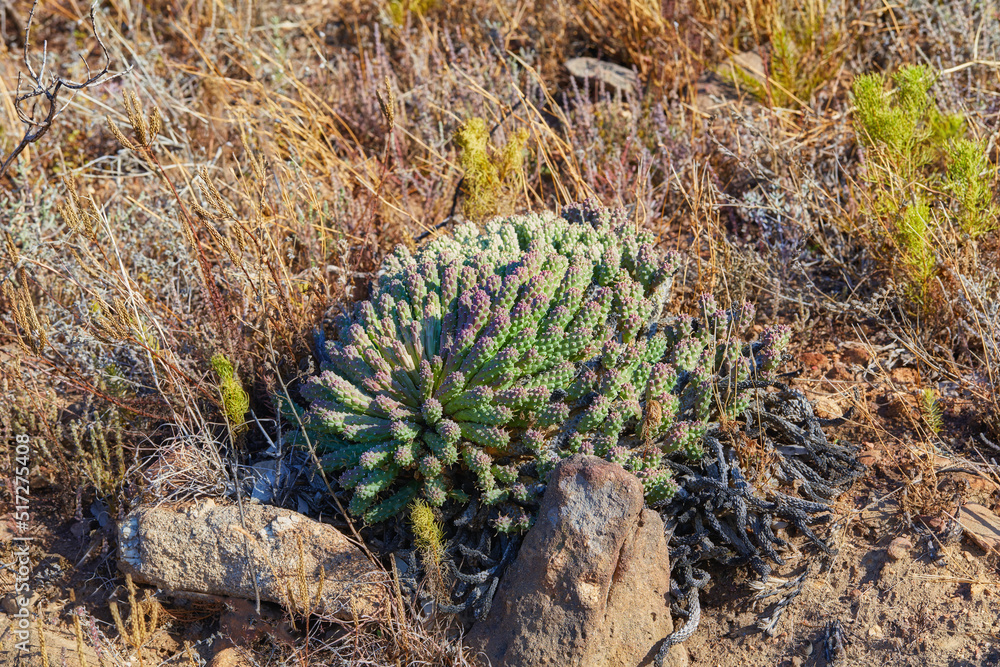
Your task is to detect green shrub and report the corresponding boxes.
[721,0,844,108]
[851,65,996,301]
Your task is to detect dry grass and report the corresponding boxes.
[2,0,999,664]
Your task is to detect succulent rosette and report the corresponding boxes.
[288,200,790,530]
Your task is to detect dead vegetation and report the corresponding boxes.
[1,0,999,665]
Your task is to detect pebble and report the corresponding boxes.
[887,536,913,561]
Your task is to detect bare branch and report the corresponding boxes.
[0,1,129,182]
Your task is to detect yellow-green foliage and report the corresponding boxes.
[767,0,843,107]
[947,139,998,237]
[70,409,128,510]
[387,0,437,27]
[851,65,996,301]
[454,117,529,221]
[919,388,943,434]
[721,0,844,108]
[211,353,249,433]
[410,500,447,599]
[411,500,444,561]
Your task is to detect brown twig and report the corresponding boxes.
[0,1,127,182]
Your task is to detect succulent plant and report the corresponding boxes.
[289,200,790,530]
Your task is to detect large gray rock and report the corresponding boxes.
[467,454,688,667]
[118,499,386,619]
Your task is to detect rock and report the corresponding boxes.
[1,591,38,615]
[809,394,844,419]
[890,367,920,385]
[467,454,687,667]
[207,646,252,667]
[565,57,641,92]
[840,344,872,367]
[858,449,881,468]
[827,361,854,381]
[118,499,386,620]
[0,614,101,667]
[887,537,912,561]
[717,50,767,88]
[957,503,1000,552]
[800,352,831,372]
[934,467,999,501]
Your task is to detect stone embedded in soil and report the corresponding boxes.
[117,499,386,619]
[800,352,831,372]
[887,537,913,561]
[0,613,102,666]
[957,503,1000,552]
[840,344,873,367]
[803,391,844,419]
[467,454,688,667]
[207,646,253,667]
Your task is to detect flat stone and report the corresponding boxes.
[957,503,1000,552]
[467,454,687,667]
[565,58,641,92]
[118,500,387,620]
[840,344,873,366]
[802,389,845,420]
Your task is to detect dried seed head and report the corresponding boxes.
[2,272,48,354]
[124,90,147,146]
[190,202,220,221]
[147,105,162,141]
[3,230,19,266]
[110,91,162,151]
[198,168,234,220]
[238,128,267,182]
[59,176,94,237]
[376,75,395,132]
[106,116,136,151]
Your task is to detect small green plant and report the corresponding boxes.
[946,138,997,238]
[919,388,943,435]
[386,0,437,27]
[211,353,250,434]
[721,0,844,108]
[287,201,791,531]
[851,64,996,301]
[410,500,447,600]
[454,117,529,222]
